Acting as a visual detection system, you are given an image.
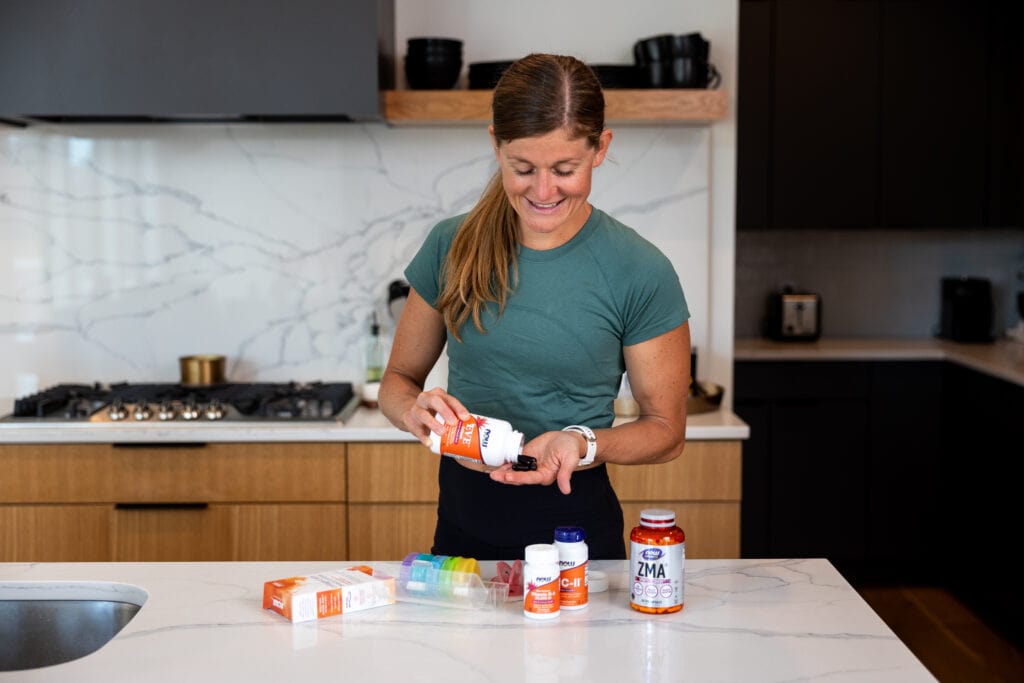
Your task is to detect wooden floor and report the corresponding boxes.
[858,586,1024,682]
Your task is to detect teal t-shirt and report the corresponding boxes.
[405,207,690,439]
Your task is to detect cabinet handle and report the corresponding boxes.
[111,442,208,449]
[114,503,209,510]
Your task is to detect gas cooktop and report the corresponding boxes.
[4,382,357,423]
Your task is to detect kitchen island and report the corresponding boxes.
[0,558,934,682]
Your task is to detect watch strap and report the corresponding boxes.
[562,425,597,466]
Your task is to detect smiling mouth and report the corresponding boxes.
[527,198,563,210]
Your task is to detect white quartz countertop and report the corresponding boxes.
[0,406,749,444]
[0,558,934,683]
[735,337,1024,388]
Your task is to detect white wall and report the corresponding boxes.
[0,1,739,410]
[396,0,739,401]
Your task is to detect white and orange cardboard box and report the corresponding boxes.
[263,565,395,622]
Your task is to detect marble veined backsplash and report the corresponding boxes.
[0,123,709,403]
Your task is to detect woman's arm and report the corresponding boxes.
[379,288,470,446]
[599,319,690,465]
[490,320,690,494]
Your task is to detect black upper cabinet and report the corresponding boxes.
[737,0,1023,229]
[879,1,988,227]
[0,0,396,120]
[736,0,774,231]
[772,0,881,228]
[987,2,1024,227]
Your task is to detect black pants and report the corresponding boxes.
[431,460,626,561]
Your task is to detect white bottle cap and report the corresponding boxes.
[589,570,609,593]
[524,543,559,565]
[639,508,676,528]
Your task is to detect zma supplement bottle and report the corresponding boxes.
[629,508,685,614]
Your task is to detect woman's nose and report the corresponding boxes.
[533,171,557,200]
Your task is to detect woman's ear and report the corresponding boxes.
[489,125,501,161]
[593,129,614,167]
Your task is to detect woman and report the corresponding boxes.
[379,53,691,560]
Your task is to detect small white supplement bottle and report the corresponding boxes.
[428,413,524,467]
[553,526,588,610]
[523,543,561,620]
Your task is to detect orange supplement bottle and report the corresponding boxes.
[523,543,561,620]
[428,413,524,467]
[629,508,685,614]
[554,526,589,610]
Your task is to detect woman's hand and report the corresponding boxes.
[403,387,471,447]
[489,430,587,495]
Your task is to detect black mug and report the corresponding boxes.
[670,32,710,61]
[668,57,721,88]
[633,34,674,66]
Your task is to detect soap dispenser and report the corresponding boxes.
[365,311,385,383]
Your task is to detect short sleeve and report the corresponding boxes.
[620,246,689,347]
[403,216,462,308]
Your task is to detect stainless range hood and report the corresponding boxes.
[0,0,395,123]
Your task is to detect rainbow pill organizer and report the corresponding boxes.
[372,552,511,610]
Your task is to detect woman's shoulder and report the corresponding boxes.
[420,212,469,253]
[588,209,673,266]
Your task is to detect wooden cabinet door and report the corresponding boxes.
[347,442,439,560]
[111,503,347,561]
[620,502,740,559]
[347,503,438,561]
[0,505,111,562]
[608,441,742,559]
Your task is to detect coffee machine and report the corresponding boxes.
[939,277,993,342]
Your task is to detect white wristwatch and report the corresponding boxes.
[562,425,597,467]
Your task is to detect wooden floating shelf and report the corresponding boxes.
[382,89,727,124]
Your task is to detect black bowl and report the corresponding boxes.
[406,55,462,90]
[589,64,643,89]
[467,60,515,89]
[407,37,463,54]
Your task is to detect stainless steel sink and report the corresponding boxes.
[0,582,147,672]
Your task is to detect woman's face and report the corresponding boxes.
[491,126,612,249]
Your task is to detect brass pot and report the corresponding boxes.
[179,355,226,386]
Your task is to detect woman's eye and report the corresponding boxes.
[554,168,574,177]
[513,168,534,176]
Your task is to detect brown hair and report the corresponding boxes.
[436,53,606,341]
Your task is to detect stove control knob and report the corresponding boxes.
[205,400,225,421]
[108,399,128,421]
[157,403,176,421]
[132,403,152,421]
[181,401,200,421]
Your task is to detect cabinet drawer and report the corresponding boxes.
[620,501,739,559]
[347,442,439,503]
[607,441,742,502]
[347,503,437,561]
[0,504,111,562]
[0,443,346,503]
[112,503,347,561]
[735,361,870,400]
